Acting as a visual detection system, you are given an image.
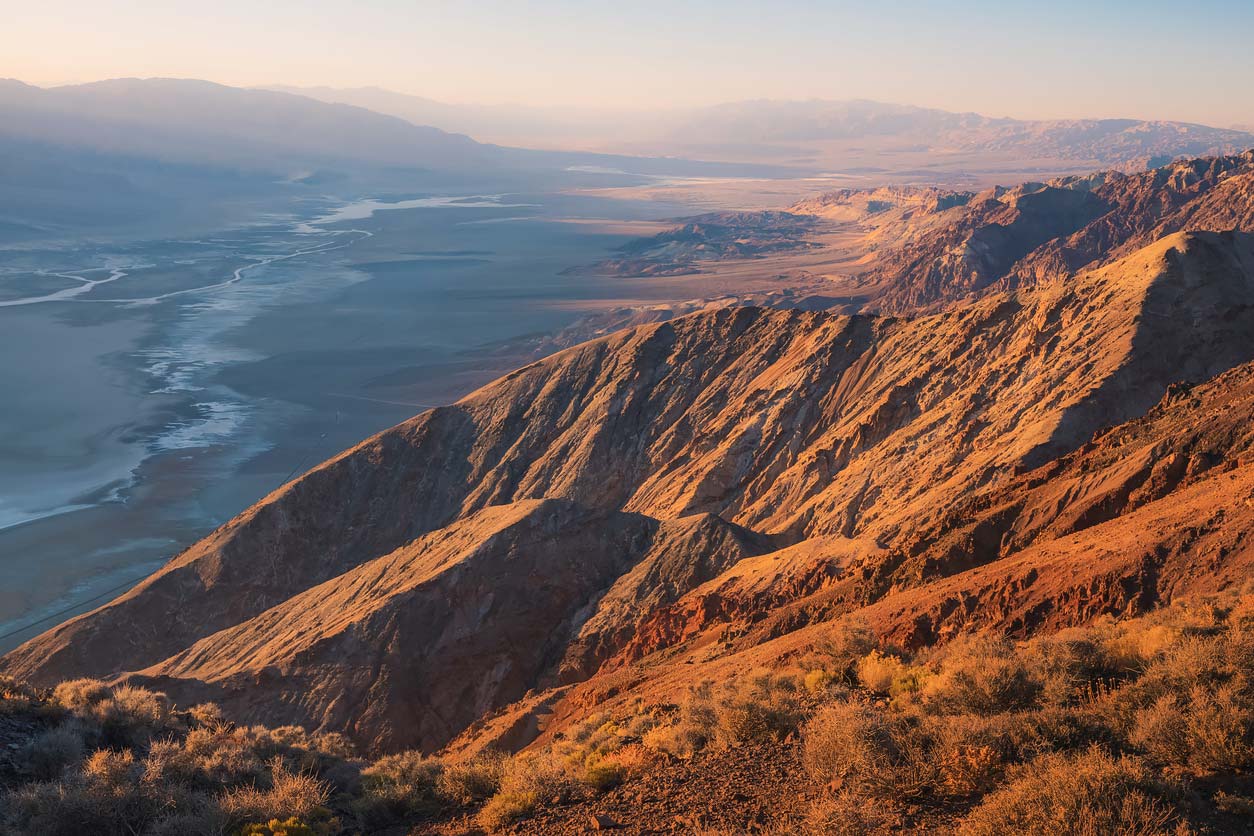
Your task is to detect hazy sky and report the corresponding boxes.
[6,0,1254,126]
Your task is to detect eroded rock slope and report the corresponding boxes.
[6,162,1254,757]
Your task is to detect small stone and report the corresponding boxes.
[591,813,620,830]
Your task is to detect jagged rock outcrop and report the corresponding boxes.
[856,150,1254,312]
[6,161,1254,756]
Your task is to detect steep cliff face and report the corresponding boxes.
[6,163,1254,756]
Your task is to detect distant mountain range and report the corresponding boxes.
[268,85,1254,170]
[0,78,491,175]
[0,78,785,242]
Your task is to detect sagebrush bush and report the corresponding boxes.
[802,699,934,801]
[856,650,929,698]
[956,748,1185,836]
[477,789,539,831]
[923,634,1043,715]
[21,722,86,779]
[436,752,507,805]
[1131,685,1254,774]
[353,750,443,824]
[219,758,330,825]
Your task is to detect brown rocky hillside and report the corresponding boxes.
[799,150,1254,313]
[3,223,1251,763]
[4,157,1254,789]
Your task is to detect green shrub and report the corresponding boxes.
[582,759,625,792]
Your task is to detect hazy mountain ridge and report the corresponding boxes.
[6,151,1254,763]
[0,78,489,174]
[268,85,1254,168]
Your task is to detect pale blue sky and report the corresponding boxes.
[6,0,1253,125]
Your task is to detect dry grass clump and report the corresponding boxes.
[955,748,1186,836]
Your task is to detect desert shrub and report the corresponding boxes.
[919,714,1012,797]
[52,678,112,711]
[712,671,806,746]
[1019,632,1135,707]
[52,680,178,748]
[802,699,934,801]
[219,758,330,826]
[436,752,507,805]
[4,749,168,836]
[803,667,839,693]
[599,743,653,778]
[1131,685,1254,773]
[145,798,230,836]
[924,634,1042,715]
[811,617,878,679]
[144,726,269,791]
[956,748,1185,836]
[187,701,229,729]
[239,817,317,836]
[477,790,539,831]
[641,685,718,758]
[0,675,50,717]
[353,750,443,824]
[856,650,930,698]
[802,790,899,835]
[3,778,145,836]
[476,749,580,830]
[1214,790,1254,816]
[20,721,87,779]
[641,721,706,759]
[501,750,579,804]
[91,685,175,747]
[581,759,625,791]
